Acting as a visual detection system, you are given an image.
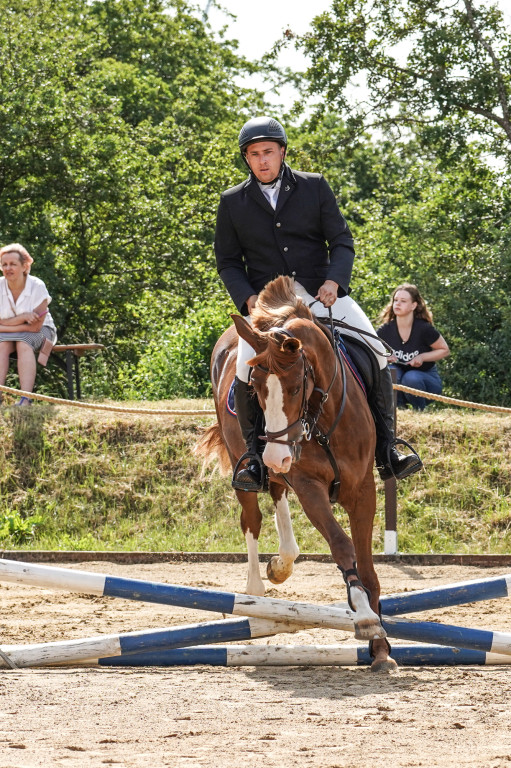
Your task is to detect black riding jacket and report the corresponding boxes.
[214,164,355,315]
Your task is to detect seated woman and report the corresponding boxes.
[377,283,450,411]
[0,243,57,405]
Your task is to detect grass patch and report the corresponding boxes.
[0,400,510,554]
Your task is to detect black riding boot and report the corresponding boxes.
[371,366,423,481]
[232,377,266,492]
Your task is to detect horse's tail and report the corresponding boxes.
[194,422,231,477]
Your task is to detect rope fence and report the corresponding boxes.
[393,384,511,414]
[0,384,216,416]
[1,382,511,416]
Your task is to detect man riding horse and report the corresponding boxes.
[214,116,423,491]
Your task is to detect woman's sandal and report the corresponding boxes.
[15,396,33,407]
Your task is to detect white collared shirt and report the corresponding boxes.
[258,178,281,210]
[0,275,56,331]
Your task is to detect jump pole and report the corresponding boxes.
[0,559,359,633]
[89,644,511,668]
[381,572,511,615]
[1,558,510,618]
[381,615,511,655]
[1,559,511,665]
[3,606,511,668]
[0,616,298,669]
[2,611,511,669]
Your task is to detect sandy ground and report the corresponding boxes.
[0,559,511,768]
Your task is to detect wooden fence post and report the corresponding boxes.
[384,367,398,554]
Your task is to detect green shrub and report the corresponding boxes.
[124,304,231,399]
[0,512,43,545]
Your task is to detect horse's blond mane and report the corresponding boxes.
[251,276,313,331]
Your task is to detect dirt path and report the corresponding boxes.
[1,559,511,768]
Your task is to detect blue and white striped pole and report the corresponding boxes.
[91,644,511,668]
[382,615,511,655]
[3,610,511,668]
[0,559,358,632]
[0,616,293,669]
[2,559,509,619]
[381,573,511,615]
[2,559,511,660]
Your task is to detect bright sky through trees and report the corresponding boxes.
[206,0,332,103]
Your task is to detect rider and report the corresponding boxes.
[214,116,423,491]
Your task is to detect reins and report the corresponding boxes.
[305,309,347,503]
[308,300,394,359]
[257,312,348,503]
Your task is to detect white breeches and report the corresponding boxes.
[236,281,387,382]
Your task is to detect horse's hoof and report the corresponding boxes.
[266,556,292,585]
[370,657,399,674]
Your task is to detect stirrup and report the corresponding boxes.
[378,438,423,481]
[232,452,266,492]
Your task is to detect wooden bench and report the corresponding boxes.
[50,344,105,400]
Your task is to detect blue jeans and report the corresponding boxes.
[391,364,442,411]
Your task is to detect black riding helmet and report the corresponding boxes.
[238,116,287,174]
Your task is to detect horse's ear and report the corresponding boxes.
[231,314,267,352]
[281,336,302,354]
[268,330,302,354]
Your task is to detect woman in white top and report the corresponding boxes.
[0,243,57,405]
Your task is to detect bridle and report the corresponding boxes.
[251,321,348,503]
[253,349,312,462]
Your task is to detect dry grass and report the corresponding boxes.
[0,400,509,554]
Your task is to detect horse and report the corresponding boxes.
[196,276,395,672]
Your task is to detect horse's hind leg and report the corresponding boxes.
[235,489,265,596]
[266,483,300,585]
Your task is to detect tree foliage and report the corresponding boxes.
[0,0,251,390]
[297,0,511,162]
[290,114,511,404]
[1,0,510,406]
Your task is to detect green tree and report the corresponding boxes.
[290,115,511,405]
[296,0,511,162]
[0,0,256,395]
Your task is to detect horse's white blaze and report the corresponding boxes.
[263,374,293,472]
[245,531,265,596]
[274,494,300,568]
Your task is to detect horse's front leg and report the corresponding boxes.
[235,489,265,596]
[293,477,385,643]
[347,470,398,672]
[266,482,300,585]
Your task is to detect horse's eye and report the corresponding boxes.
[292,386,301,396]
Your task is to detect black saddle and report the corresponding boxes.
[338,333,380,397]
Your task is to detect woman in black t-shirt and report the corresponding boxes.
[377,284,450,410]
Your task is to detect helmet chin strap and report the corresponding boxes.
[253,158,286,187]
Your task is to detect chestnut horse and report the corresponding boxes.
[197,276,395,671]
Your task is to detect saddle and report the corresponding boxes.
[335,333,380,398]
